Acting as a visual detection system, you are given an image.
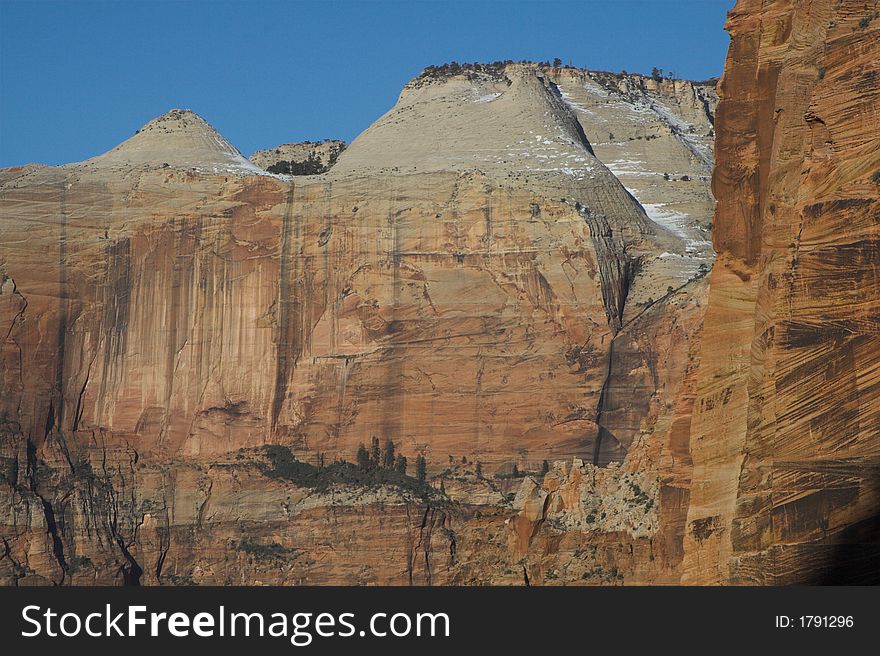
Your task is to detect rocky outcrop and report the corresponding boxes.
[682,0,880,584]
[250,140,346,175]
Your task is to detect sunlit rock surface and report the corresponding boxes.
[682,0,880,585]
[2,7,869,586]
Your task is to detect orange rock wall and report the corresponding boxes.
[683,0,880,584]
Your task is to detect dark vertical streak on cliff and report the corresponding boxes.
[49,176,70,441]
[116,536,143,585]
[97,238,132,425]
[321,182,333,348]
[582,212,632,333]
[592,338,618,466]
[581,209,637,464]
[160,217,199,445]
[272,182,298,431]
[382,180,403,444]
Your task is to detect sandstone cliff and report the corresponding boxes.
[682,0,880,584]
[0,60,712,585]
[7,3,876,585]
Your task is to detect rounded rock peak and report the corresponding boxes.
[83,108,269,177]
[136,108,212,134]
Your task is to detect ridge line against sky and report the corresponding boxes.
[0,0,732,168]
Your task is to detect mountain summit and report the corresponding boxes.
[83,109,269,176]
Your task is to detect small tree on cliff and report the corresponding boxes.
[416,454,427,485]
[651,66,663,83]
[475,461,483,479]
[541,460,550,476]
[383,438,396,469]
[395,454,407,475]
[369,436,381,469]
[356,444,370,470]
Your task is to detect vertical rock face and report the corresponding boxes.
[548,68,718,461]
[17,6,880,583]
[0,61,715,585]
[3,1,875,585]
[683,0,880,584]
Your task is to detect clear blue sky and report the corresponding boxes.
[0,0,733,167]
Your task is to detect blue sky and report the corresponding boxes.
[0,0,732,167]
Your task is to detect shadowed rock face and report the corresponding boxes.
[682,0,880,584]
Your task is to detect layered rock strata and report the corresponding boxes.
[682,0,880,584]
[0,60,712,584]
[29,31,880,585]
